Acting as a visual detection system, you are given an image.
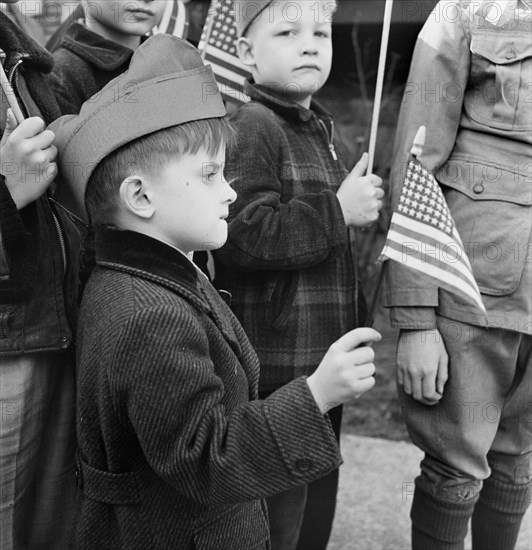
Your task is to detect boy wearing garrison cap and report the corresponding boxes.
[213,1,385,548]
[50,35,380,549]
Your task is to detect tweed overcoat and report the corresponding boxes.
[74,227,342,549]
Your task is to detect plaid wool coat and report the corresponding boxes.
[73,227,342,549]
[214,82,365,393]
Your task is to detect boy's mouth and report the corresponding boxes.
[126,7,155,17]
[295,65,321,71]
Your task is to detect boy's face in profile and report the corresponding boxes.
[82,0,166,39]
[148,147,237,255]
[238,0,334,108]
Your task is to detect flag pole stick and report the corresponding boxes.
[199,0,217,60]
[365,126,426,327]
[0,63,25,124]
[367,0,394,174]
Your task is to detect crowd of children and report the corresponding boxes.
[0,0,530,549]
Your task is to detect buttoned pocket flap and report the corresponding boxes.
[436,158,531,205]
[436,159,531,295]
[471,32,532,65]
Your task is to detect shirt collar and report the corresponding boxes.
[244,79,333,122]
[61,23,136,71]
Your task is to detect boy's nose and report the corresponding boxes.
[224,179,237,204]
[301,39,319,56]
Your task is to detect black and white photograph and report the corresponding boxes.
[0,0,530,548]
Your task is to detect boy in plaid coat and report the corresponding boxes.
[214,1,385,548]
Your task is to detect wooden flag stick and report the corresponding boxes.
[0,63,25,124]
[367,0,394,174]
[410,125,426,158]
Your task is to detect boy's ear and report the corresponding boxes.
[236,37,256,67]
[119,176,155,219]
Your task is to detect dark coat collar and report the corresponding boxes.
[0,11,54,72]
[95,226,207,310]
[244,79,333,122]
[60,23,135,71]
[95,226,244,360]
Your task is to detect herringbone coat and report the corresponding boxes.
[73,227,342,549]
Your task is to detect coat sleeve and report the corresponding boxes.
[109,304,342,507]
[383,0,472,328]
[215,105,348,271]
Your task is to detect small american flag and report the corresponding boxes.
[380,157,487,316]
[152,0,189,38]
[199,0,251,104]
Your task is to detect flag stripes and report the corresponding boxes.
[380,157,487,316]
[199,0,251,104]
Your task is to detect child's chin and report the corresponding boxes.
[203,239,227,252]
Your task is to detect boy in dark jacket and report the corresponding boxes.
[50,35,380,549]
[0,1,82,548]
[213,1,385,548]
[50,0,166,113]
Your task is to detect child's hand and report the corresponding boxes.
[307,327,381,413]
[336,153,384,226]
[396,329,448,406]
[0,109,57,209]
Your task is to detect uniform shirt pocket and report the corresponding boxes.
[466,29,532,131]
[437,158,531,296]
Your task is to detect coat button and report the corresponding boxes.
[296,458,312,472]
[473,183,485,194]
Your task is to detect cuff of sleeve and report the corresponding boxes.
[323,190,349,247]
[264,377,342,481]
[389,306,437,330]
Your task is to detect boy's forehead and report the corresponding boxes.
[236,0,334,36]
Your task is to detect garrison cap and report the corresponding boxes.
[50,34,226,222]
[234,0,275,37]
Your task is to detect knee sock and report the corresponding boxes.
[411,482,478,550]
[471,477,531,550]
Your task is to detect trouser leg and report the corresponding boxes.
[399,319,530,550]
[296,406,342,550]
[266,484,308,550]
[471,334,532,550]
[0,352,76,550]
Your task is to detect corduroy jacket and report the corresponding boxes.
[49,23,135,114]
[214,81,365,393]
[0,12,82,354]
[74,227,342,550]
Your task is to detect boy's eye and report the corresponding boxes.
[278,29,296,37]
[316,31,330,38]
[203,165,218,182]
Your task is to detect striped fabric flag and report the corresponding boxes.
[380,157,487,316]
[151,0,189,39]
[199,0,251,104]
